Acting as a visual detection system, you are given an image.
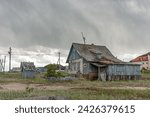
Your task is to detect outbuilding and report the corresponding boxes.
[20,62,36,78]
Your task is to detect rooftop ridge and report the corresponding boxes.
[72,43,106,47]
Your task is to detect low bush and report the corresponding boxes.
[45,64,57,77]
[56,71,70,77]
[45,64,69,78]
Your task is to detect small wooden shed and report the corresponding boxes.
[20,62,36,78]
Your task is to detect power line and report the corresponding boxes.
[0,54,8,55]
[12,53,54,55]
[11,53,67,57]
[0,51,67,56]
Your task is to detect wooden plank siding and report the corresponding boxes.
[68,47,83,74]
[67,47,81,61]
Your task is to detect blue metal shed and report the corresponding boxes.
[107,64,141,76]
[20,62,36,78]
[106,64,141,80]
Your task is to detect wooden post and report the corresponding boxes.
[98,67,101,80]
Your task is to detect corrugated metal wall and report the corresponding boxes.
[107,64,141,76]
[22,71,36,78]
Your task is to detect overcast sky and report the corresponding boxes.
[0,0,150,70]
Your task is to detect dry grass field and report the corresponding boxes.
[0,72,150,100]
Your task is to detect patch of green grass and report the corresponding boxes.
[0,72,49,84]
[66,78,150,89]
[30,88,150,100]
[0,72,21,78]
[0,88,150,100]
[141,70,150,78]
[142,72,150,78]
[23,77,48,84]
[0,91,29,100]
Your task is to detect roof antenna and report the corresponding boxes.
[81,32,86,45]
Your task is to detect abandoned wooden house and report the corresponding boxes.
[20,62,36,78]
[66,43,141,81]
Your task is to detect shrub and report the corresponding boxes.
[56,71,69,77]
[141,68,150,73]
[46,64,57,77]
[45,64,69,78]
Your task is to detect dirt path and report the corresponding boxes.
[0,83,71,91]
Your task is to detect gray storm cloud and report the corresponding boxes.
[0,0,150,57]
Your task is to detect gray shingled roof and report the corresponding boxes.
[66,43,122,64]
[20,62,35,71]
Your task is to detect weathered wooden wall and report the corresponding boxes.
[69,58,83,74]
[82,62,98,80]
[68,47,80,61]
[68,47,83,74]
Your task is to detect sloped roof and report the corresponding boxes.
[66,43,122,64]
[141,52,150,57]
[20,62,35,71]
[130,52,150,62]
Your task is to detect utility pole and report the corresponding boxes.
[8,47,12,72]
[0,56,6,72]
[0,59,2,72]
[81,32,86,45]
[3,56,6,72]
[58,52,61,71]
